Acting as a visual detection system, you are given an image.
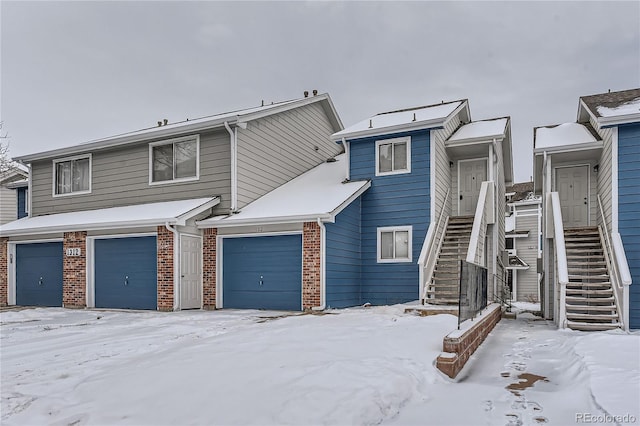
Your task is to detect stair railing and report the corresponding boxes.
[549,192,569,328]
[419,188,450,304]
[596,195,631,329]
[466,181,494,266]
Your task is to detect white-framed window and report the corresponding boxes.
[52,154,92,196]
[149,135,200,185]
[377,226,412,263]
[375,136,411,176]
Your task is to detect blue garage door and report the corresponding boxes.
[16,242,63,306]
[95,236,157,310]
[223,234,302,311]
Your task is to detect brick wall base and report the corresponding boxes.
[302,222,321,310]
[0,238,7,307]
[203,228,217,309]
[157,226,174,312]
[63,232,87,308]
[436,304,502,378]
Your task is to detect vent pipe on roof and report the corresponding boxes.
[157,121,162,127]
[304,91,309,98]
[163,119,168,126]
[313,89,318,96]
[369,119,372,129]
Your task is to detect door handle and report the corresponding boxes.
[460,195,463,200]
[38,277,43,286]
[124,276,129,286]
[259,275,264,286]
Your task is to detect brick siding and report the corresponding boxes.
[157,226,174,311]
[203,228,217,309]
[302,222,321,309]
[436,304,502,378]
[63,231,86,308]
[0,238,7,306]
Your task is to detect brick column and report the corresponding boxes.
[203,228,217,309]
[0,238,8,307]
[157,226,174,311]
[63,231,87,308]
[302,222,321,310]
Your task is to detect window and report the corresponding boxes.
[53,155,91,196]
[150,136,199,184]
[375,137,411,176]
[377,226,412,263]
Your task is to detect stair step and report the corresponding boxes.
[566,282,612,289]
[565,304,617,312]
[566,296,614,303]
[567,321,620,331]
[566,312,618,320]
[568,274,610,280]
[566,288,612,296]
[567,261,607,267]
[425,298,460,305]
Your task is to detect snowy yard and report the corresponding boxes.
[1,305,638,426]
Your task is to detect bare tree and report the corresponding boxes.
[0,122,10,174]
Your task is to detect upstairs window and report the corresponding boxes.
[150,136,199,184]
[53,155,91,196]
[377,226,412,263]
[375,136,411,176]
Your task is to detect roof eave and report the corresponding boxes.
[197,213,334,229]
[1,218,180,237]
[331,118,446,142]
[598,113,640,128]
[533,140,603,154]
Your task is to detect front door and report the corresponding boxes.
[180,235,202,309]
[556,165,589,228]
[459,159,487,216]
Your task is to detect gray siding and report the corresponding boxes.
[0,187,17,225]
[592,117,614,231]
[31,130,231,216]
[236,102,342,209]
[514,213,540,301]
[431,113,460,220]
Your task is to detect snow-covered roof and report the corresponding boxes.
[331,100,466,141]
[534,123,601,152]
[507,255,529,270]
[198,154,370,227]
[0,197,219,236]
[579,88,640,127]
[16,94,342,162]
[448,118,508,142]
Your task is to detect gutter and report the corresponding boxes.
[341,138,350,181]
[224,121,238,212]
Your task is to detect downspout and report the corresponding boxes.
[312,217,327,311]
[24,162,32,217]
[165,221,179,311]
[224,121,238,212]
[488,142,497,297]
[341,138,350,181]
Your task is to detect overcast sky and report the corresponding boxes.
[1,1,638,182]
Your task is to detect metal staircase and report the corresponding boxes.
[425,216,474,304]
[564,227,621,331]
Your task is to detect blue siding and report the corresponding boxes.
[17,187,27,219]
[95,236,158,310]
[325,197,362,308]
[16,242,63,306]
[348,130,430,305]
[619,123,640,329]
[223,234,302,311]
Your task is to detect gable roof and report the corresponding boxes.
[0,166,28,186]
[331,99,469,141]
[578,88,640,127]
[197,154,370,227]
[0,197,219,236]
[448,117,509,142]
[15,93,343,163]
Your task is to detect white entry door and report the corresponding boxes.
[180,235,202,309]
[556,165,589,228]
[458,159,487,216]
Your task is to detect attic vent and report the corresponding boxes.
[326,157,337,163]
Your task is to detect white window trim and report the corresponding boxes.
[148,135,200,186]
[24,188,28,215]
[377,225,413,263]
[52,153,92,197]
[375,136,411,177]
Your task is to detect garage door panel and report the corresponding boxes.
[16,242,63,307]
[223,235,302,311]
[95,236,157,310]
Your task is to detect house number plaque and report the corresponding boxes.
[66,248,82,257]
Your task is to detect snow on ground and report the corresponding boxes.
[1,306,638,426]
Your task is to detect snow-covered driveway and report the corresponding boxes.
[1,306,638,425]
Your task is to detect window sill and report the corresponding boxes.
[377,258,413,264]
[149,176,200,186]
[52,190,92,198]
[375,169,411,177]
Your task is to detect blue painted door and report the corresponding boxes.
[16,242,63,306]
[223,235,302,311]
[95,236,157,310]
